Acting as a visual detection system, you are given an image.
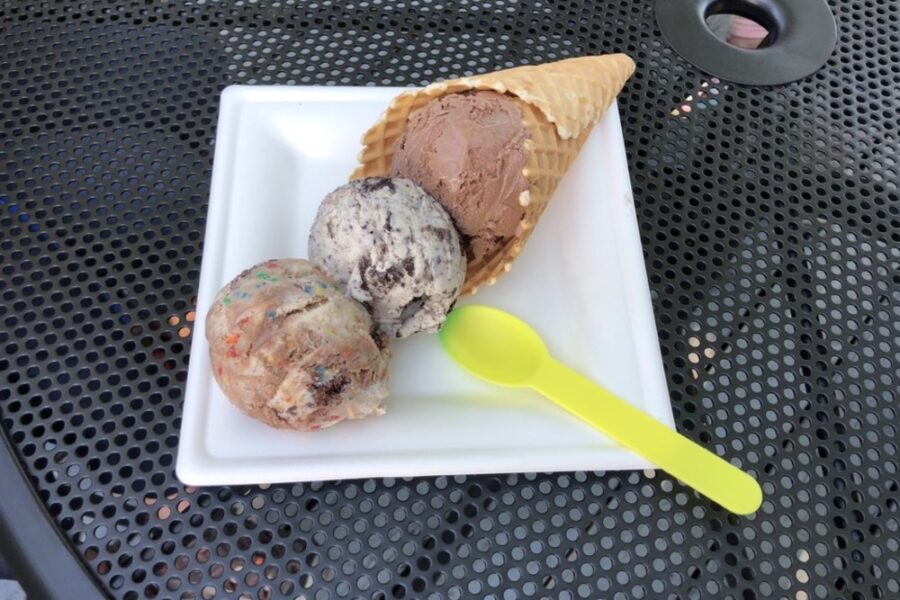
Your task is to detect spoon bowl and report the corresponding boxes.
[440,305,548,386]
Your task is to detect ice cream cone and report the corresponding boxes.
[351,54,635,294]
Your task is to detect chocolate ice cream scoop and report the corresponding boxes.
[390,90,530,264]
[308,178,466,339]
[206,259,390,431]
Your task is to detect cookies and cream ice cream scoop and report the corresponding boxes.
[308,177,466,339]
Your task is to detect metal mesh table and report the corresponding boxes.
[1,1,897,599]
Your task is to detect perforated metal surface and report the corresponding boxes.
[0,1,898,599]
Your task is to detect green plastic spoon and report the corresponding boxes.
[439,304,763,515]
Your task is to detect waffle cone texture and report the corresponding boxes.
[351,54,635,294]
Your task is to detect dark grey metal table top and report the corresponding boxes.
[0,1,897,599]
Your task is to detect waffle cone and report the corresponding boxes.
[351,54,635,294]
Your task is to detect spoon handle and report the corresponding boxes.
[531,358,763,515]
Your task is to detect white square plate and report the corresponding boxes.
[177,85,675,486]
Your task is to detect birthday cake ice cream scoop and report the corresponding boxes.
[206,259,390,431]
